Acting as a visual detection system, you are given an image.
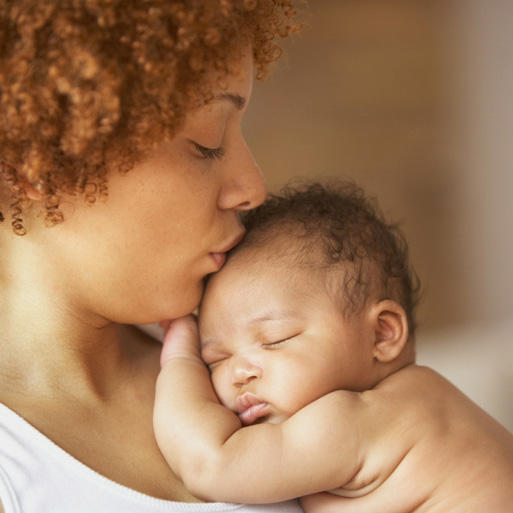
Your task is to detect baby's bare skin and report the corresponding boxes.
[154,186,513,512]
[154,317,513,513]
[302,365,513,513]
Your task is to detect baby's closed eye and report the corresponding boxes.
[262,333,302,349]
[201,348,230,369]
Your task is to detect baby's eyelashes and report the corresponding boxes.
[201,347,230,370]
[262,339,288,349]
[261,333,302,349]
[205,358,226,371]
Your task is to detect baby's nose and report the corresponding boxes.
[232,358,262,386]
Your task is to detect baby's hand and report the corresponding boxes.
[160,315,202,367]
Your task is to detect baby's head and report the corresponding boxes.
[199,182,420,425]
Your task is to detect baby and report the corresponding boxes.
[154,182,513,513]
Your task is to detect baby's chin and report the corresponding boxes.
[252,411,289,426]
[229,407,289,427]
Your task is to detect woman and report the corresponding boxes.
[0,1,302,511]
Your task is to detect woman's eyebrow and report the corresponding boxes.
[215,93,246,110]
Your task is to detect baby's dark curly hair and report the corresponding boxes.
[238,182,421,336]
[0,0,300,235]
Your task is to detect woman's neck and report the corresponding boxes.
[0,232,142,403]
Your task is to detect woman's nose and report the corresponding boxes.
[232,357,263,386]
[218,138,267,212]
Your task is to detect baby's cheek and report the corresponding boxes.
[285,382,323,415]
[211,373,232,408]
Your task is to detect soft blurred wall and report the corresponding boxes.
[244,0,513,429]
[245,0,513,335]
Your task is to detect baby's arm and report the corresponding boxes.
[153,316,366,504]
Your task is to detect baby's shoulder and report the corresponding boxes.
[364,365,459,437]
[305,365,452,429]
[370,364,508,441]
[374,364,453,401]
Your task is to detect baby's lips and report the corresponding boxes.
[234,391,263,413]
[238,403,269,426]
[234,392,269,426]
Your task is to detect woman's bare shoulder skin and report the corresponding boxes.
[0,324,196,501]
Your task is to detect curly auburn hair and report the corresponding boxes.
[0,0,300,235]
[238,182,421,335]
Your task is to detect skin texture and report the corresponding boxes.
[0,52,265,502]
[153,243,513,512]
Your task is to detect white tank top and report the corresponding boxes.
[0,403,303,513]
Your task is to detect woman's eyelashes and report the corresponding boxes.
[191,140,225,160]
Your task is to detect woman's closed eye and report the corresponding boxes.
[190,140,225,160]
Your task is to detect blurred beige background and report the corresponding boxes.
[243,0,513,429]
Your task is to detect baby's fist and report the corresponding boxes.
[160,315,201,367]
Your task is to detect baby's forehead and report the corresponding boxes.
[201,229,346,311]
[199,257,328,348]
[230,228,326,268]
[200,238,339,320]
[206,247,316,299]
[204,245,295,297]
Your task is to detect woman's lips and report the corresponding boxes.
[210,252,227,270]
[235,392,270,426]
[210,231,245,270]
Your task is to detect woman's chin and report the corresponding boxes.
[158,286,203,322]
[113,279,204,327]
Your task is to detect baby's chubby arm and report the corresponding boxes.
[153,316,367,504]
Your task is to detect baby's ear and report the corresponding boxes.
[369,300,409,363]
